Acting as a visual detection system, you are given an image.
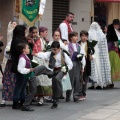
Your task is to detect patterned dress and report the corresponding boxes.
[2,60,16,101]
[88,22,112,88]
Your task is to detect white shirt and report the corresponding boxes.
[80,42,87,56]
[36,51,73,70]
[72,43,77,52]
[40,38,46,51]
[59,23,73,41]
[72,42,86,69]
[17,54,31,74]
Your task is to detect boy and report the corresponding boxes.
[78,30,94,100]
[35,41,73,109]
[66,31,86,102]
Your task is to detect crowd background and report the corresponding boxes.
[0,12,120,111]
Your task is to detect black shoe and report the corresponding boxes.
[66,98,71,102]
[0,103,6,107]
[88,86,95,89]
[73,98,79,102]
[46,99,53,103]
[109,84,114,89]
[96,86,102,89]
[12,101,21,109]
[21,106,34,111]
[59,95,65,99]
[51,103,58,109]
[19,100,25,107]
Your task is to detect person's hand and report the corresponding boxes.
[12,22,17,28]
[89,54,93,60]
[30,68,34,72]
[0,36,3,40]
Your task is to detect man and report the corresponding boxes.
[59,12,74,42]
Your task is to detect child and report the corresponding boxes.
[48,30,68,52]
[39,26,49,51]
[66,31,86,102]
[48,31,70,99]
[34,41,73,109]
[78,30,94,100]
[17,43,53,111]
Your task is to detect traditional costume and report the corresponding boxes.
[0,22,17,107]
[59,20,73,41]
[107,19,120,81]
[88,22,112,88]
[78,40,95,98]
[28,27,52,106]
[18,54,53,111]
[66,42,85,102]
[36,47,73,108]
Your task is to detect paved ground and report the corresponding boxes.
[0,63,120,120]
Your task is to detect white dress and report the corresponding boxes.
[88,22,111,88]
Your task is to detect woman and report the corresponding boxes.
[0,22,17,107]
[88,22,112,89]
[10,25,28,109]
[107,19,120,82]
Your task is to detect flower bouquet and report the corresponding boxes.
[76,53,84,61]
[6,46,10,54]
[61,64,68,74]
[88,40,98,55]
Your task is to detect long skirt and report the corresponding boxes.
[2,60,16,101]
[109,51,120,81]
[33,57,52,97]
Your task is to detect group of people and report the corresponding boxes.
[0,12,120,112]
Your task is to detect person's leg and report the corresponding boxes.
[82,73,89,99]
[22,76,37,111]
[51,71,64,109]
[66,64,75,102]
[37,97,44,106]
[73,62,81,102]
[13,73,25,109]
[34,65,53,76]
[19,78,27,106]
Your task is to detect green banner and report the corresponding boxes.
[20,0,40,26]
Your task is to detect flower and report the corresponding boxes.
[119,45,120,49]
[77,54,82,58]
[31,59,38,64]
[6,46,10,52]
[61,66,67,73]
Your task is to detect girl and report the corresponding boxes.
[48,30,68,52]
[30,26,52,106]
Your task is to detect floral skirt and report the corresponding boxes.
[33,57,52,96]
[2,60,16,101]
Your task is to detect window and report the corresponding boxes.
[52,0,70,31]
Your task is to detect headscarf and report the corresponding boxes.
[88,22,106,42]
